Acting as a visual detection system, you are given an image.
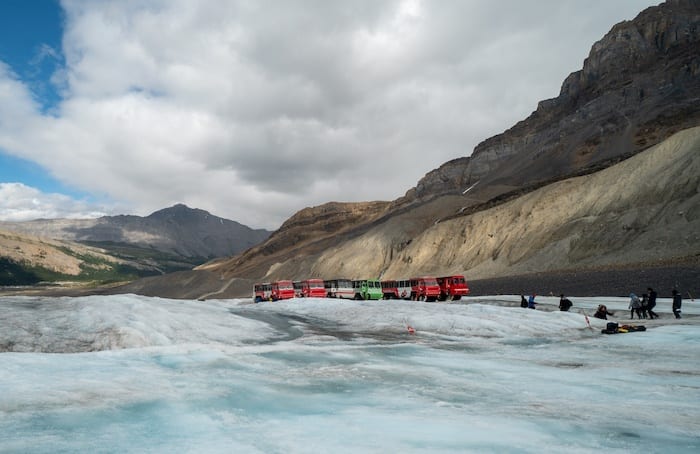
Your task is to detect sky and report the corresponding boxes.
[1,294,699,451]
[0,0,659,229]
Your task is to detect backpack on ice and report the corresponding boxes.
[602,322,619,334]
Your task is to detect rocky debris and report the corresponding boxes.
[274,201,391,247]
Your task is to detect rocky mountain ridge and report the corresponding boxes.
[406,0,700,204]
[243,126,700,283]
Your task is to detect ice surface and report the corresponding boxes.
[0,294,272,352]
[1,294,698,453]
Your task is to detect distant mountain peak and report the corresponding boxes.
[150,203,194,213]
[147,204,207,220]
[1,203,271,264]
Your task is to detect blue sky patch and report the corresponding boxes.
[0,152,92,201]
[0,0,65,112]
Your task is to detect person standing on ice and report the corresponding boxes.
[640,293,649,319]
[520,295,528,308]
[559,294,573,311]
[672,289,682,319]
[527,294,537,309]
[629,293,643,319]
[647,287,659,319]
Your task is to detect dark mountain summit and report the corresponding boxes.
[103,203,271,259]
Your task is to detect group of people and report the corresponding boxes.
[593,287,684,320]
[519,294,573,311]
[520,294,538,309]
[518,286,686,320]
[627,288,660,319]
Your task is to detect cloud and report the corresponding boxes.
[0,0,656,229]
[0,183,110,221]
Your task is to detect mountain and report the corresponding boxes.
[0,204,271,285]
[404,0,700,205]
[380,126,700,279]
[1,204,270,261]
[114,126,700,299]
[26,0,700,298]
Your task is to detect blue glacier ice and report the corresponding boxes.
[1,294,698,453]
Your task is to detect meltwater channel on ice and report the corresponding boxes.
[1,293,699,453]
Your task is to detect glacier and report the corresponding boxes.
[1,294,699,453]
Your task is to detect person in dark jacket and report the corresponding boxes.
[520,295,528,308]
[647,287,659,319]
[593,304,613,320]
[672,289,682,319]
[559,294,573,312]
[640,294,649,319]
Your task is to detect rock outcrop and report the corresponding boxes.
[406,0,700,202]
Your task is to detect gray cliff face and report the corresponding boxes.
[407,157,471,200]
[408,0,700,201]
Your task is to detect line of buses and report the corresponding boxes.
[253,275,469,303]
